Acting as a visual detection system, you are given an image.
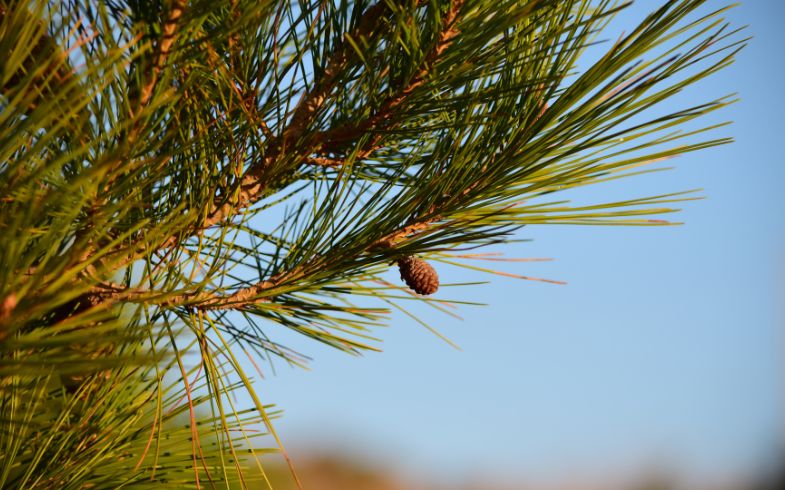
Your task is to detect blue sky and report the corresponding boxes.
[255,1,785,485]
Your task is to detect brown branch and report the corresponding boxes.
[314,0,465,154]
[283,1,398,143]
[369,218,441,250]
[78,1,189,266]
[135,0,187,113]
[77,0,187,251]
[86,275,277,310]
[199,269,300,310]
[198,214,444,310]
[265,0,465,186]
[302,156,345,167]
[88,211,443,312]
[302,141,384,168]
[194,216,442,311]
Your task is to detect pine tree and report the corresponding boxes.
[0,0,744,487]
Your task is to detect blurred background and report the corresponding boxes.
[244,2,785,488]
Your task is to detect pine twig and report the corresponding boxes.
[135,0,187,113]
[314,0,466,155]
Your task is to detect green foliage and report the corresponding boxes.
[0,0,744,487]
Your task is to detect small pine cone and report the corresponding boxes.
[397,256,439,295]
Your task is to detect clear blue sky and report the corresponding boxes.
[254,1,784,485]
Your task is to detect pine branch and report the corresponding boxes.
[85,211,442,311]
[1,1,747,486]
[313,0,466,155]
[281,0,395,143]
[135,0,187,113]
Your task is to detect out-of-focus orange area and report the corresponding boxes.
[251,452,785,490]
[264,455,410,490]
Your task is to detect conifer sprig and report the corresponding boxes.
[0,0,745,487]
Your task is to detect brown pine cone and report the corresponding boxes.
[397,256,439,295]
